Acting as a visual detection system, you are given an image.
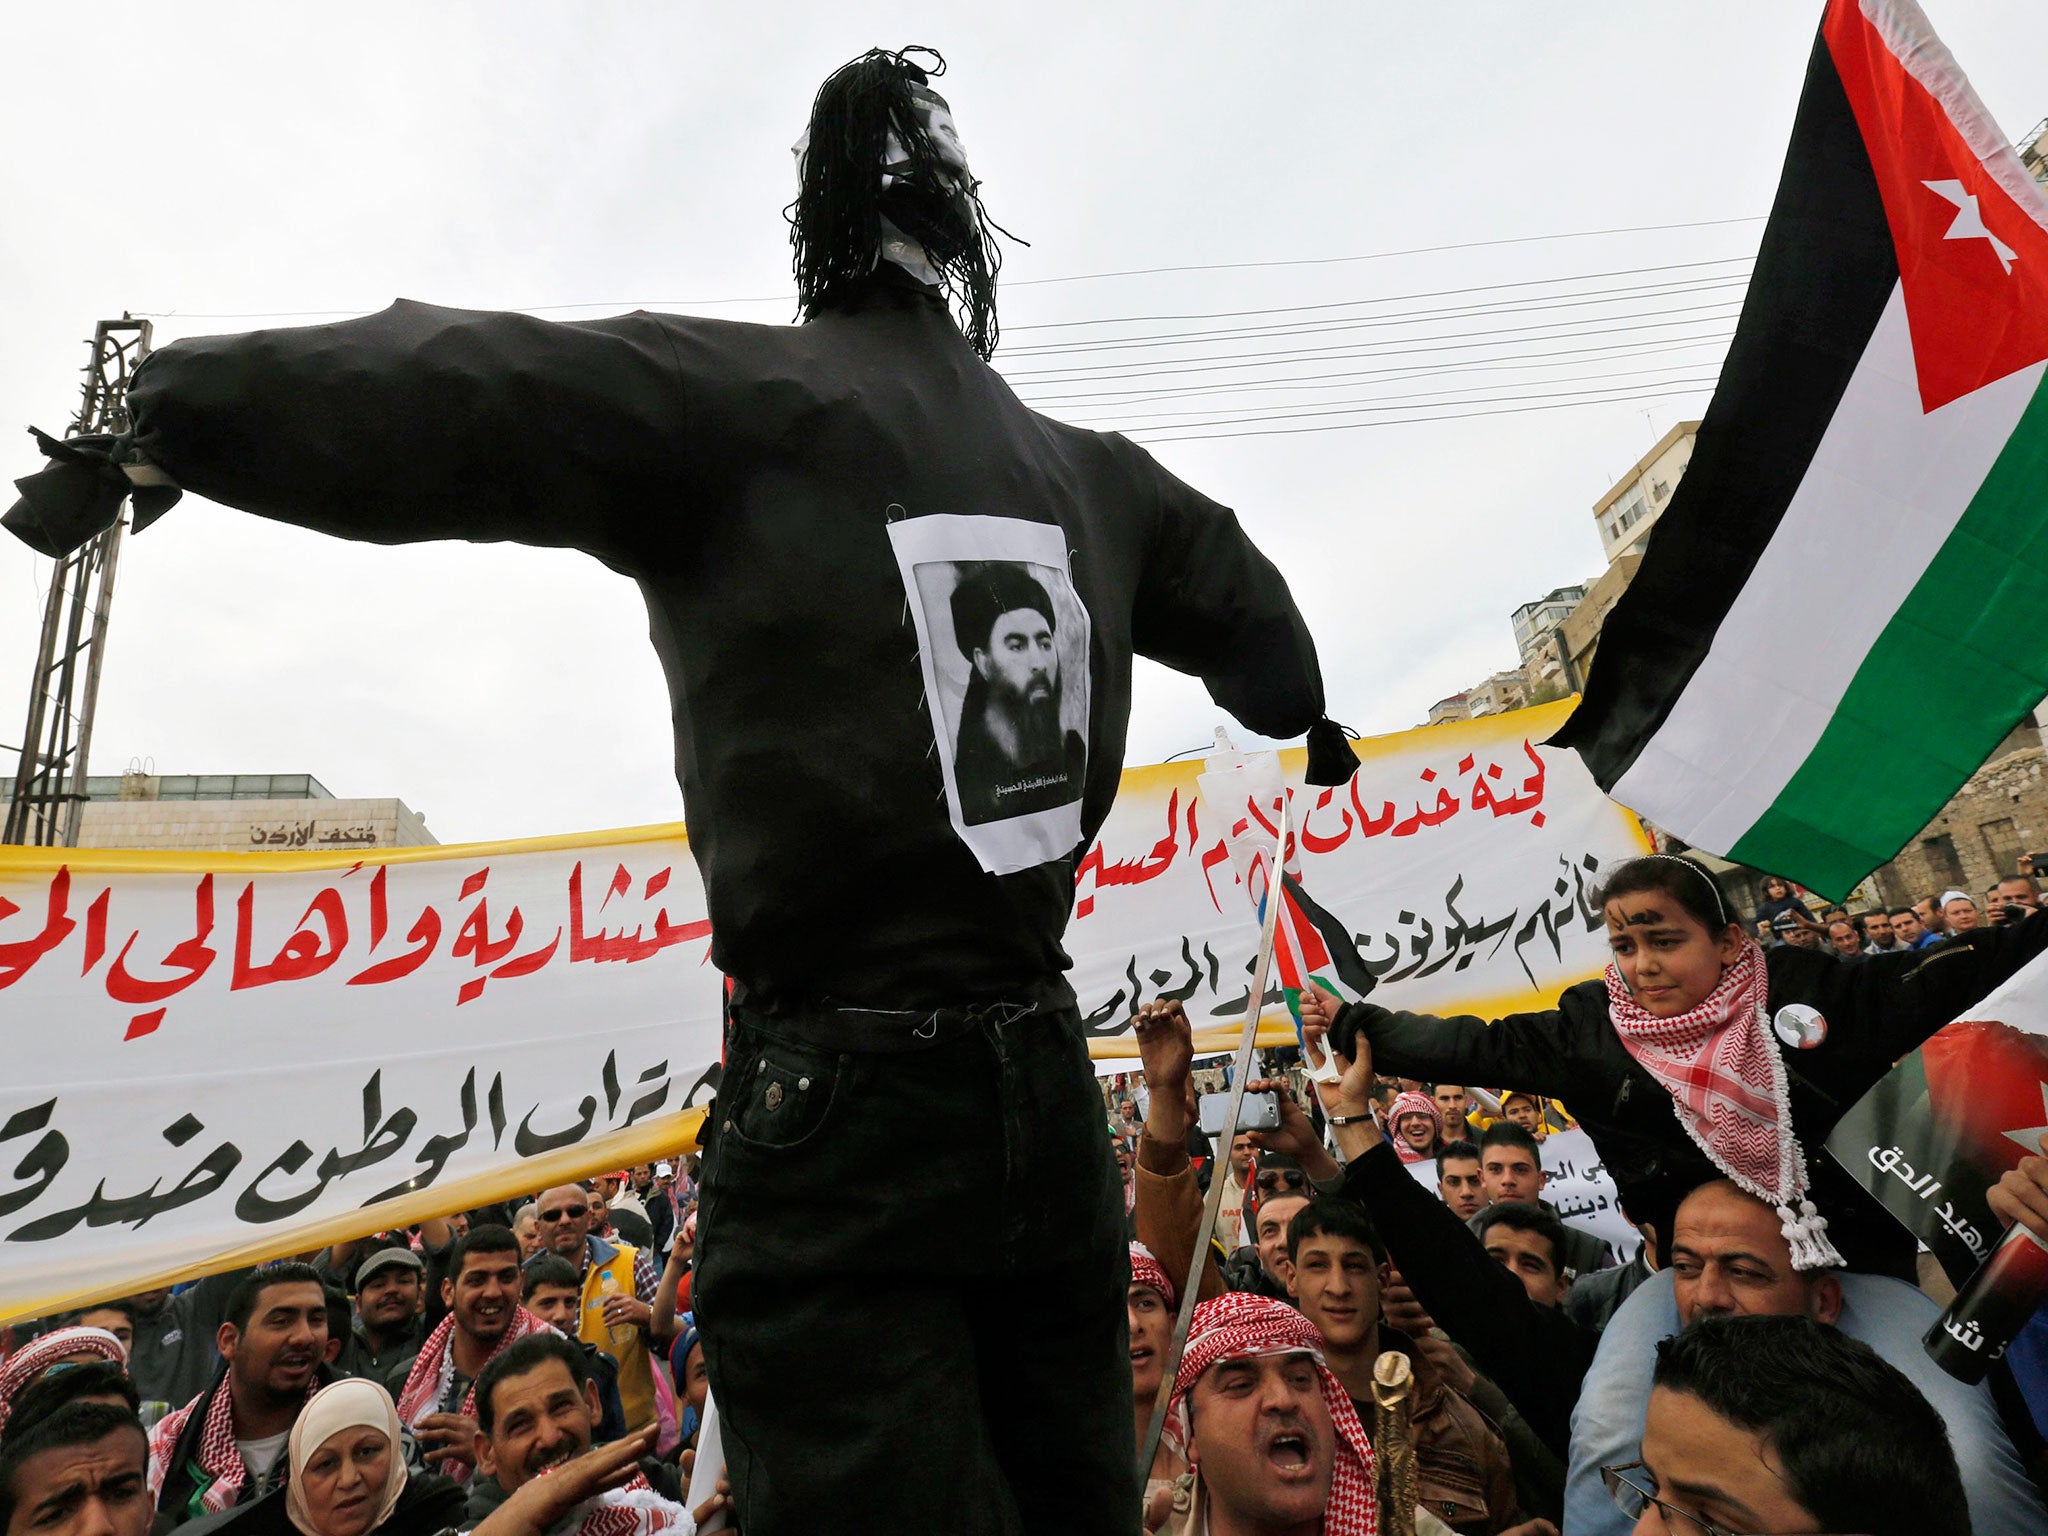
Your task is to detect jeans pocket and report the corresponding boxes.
[720,1027,842,1155]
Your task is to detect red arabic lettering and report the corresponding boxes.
[566,862,710,965]
[232,883,348,990]
[1073,793,1184,919]
[347,904,442,986]
[1298,786,1353,855]
[1350,776,1397,837]
[1459,740,1549,826]
[0,868,75,991]
[450,869,565,1004]
[451,872,522,970]
[106,875,218,1017]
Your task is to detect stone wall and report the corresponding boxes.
[1870,728,2048,908]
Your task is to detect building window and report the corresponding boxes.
[1921,833,1965,888]
[1981,817,2023,878]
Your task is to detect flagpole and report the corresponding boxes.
[1134,797,1289,1483]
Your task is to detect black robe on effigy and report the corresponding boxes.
[12,267,1338,1012]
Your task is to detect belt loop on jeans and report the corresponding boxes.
[735,978,1075,1054]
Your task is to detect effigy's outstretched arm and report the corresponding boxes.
[8,300,683,570]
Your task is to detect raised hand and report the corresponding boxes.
[472,1426,658,1536]
[1134,998,1195,1142]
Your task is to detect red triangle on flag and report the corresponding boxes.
[1826,0,2048,412]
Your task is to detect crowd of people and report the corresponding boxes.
[0,1164,729,1536]
[1748,862,2045,960]
[10,858,2048,1535]
[1093,855,2048,1535]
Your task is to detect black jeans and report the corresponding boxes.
[694,993,1136,1535]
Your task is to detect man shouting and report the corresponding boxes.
[7,45,1354,1536]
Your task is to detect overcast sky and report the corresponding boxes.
[3,2,2042,844]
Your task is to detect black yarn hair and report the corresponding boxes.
[789,46,1017,361]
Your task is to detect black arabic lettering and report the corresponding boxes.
[314,1072,417,1184]
[623,1059,672,1126]
[233,1140,327,1224]
[514,1095,597,1156]
[369,1069,479,1205]
[13,1113,240,1240]
[0,1100,68,1219]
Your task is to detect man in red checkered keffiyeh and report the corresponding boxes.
[393,1304,549,1481]
[1168,1292,1376,1536]
[0,1326,127,1430]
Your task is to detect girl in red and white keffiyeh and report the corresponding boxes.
[1294,851,2048,1278]
[1168,1293,1376,1536]
[1602,893,1843,1270]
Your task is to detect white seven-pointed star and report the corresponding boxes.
[1923,178,2018,273]
[2003,1081,2048,1153]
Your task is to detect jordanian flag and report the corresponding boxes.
[1275,872,1378,1025]
[1554,0,2048,899]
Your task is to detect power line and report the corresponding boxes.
[1016,330,1737,408]
[1087,372,1723,435]
[996,274,1751,360]
[999,304,1745,384]
[130,214,1765,323]
[1001,255,1753,333]
[996,215,1765,288]
[1129,382,1716,444]
[1058,363,1727,431]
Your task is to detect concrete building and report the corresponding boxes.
[0,770,437,852]
[1465,670,1530,719]
[1510,584,1588,667]
[1593,420,1699,566]
[2020,117,2048,191]
[1427,692,1473,726]
[1549,552,1647,694]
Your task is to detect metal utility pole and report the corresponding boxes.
[4,317,152,847]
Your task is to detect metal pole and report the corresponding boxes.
[3,318,149,847]
[1135,798,1289,1481]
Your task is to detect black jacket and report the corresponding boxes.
[1347,914,2048,1277]
[1343,1140,1596,1459]
[181,1472,465,1536]
[48,269,1332,1011]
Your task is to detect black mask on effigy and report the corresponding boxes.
[788,46,1018,361]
